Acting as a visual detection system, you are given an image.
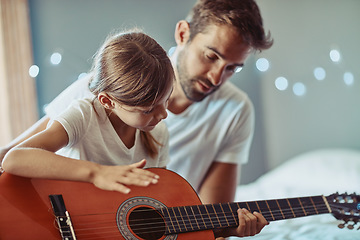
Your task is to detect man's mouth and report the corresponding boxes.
[197,80,213,93]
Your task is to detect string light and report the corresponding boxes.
[29,65,39,78]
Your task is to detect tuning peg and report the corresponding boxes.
[338,222,346,229]
[347,224,354,230]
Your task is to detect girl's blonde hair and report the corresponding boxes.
[88,29,174,158]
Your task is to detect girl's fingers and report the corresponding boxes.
[129,167,160,182]
[111,183,131,194]
[93,163,160,193]
[130,159,147,168]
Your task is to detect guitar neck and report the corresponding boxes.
[160,195,331,235]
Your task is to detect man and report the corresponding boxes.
[1,0,273,238]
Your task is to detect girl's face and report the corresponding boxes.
[109,84,173,132]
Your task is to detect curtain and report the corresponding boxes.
[0,0,38,146]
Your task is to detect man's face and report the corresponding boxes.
[176,24,252,102]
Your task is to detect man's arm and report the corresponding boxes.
[198,161,238,204]
[0,116,50,164]
[198,162,268,239]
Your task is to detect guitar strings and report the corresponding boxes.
[67,201,331,226]
[57,206,332,240]
[54,204,332,238]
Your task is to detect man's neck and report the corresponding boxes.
[168,48,194,114]
[167,86,193,115]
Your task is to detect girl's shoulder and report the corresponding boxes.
[150,121,169,142]
[58,98,107,123]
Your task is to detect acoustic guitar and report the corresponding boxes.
[0,168,359,239]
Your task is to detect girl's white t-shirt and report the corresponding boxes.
[52,98,169,168]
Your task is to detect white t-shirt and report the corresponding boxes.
[52,98,169,168]
[45,76,254,191]
[165,82,254,191]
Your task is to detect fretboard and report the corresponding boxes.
[159,195,331,235]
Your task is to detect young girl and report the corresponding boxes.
[2,29,175,194]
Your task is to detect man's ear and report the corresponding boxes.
[174,20,190,46]
[98,92,115,109]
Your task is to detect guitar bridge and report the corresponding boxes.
[49,194,77,240]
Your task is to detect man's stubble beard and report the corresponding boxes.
[176,48,217,102]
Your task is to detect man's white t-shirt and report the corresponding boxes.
[45,76,254,191]
[165,82,254,191]
[51,98,169,168]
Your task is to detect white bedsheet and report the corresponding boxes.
[229,148,360,240]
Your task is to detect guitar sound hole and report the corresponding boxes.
[129,206,165,240]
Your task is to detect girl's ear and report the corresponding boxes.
[174,20,190,46]
[98,93,115,109]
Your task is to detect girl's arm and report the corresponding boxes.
[2,121,159,194]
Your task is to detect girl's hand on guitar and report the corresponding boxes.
[90,159,160,194]
[215,208,269,238]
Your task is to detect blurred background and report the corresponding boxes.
[1,0,359,184]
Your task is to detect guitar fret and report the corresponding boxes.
[207,204,221,228]
[313,196,330,214]
[288,198,306,217]
[198,205,214,229]
[310,197,319,214]
[256,200,274,220]
[246,201,260,213]
[181,206,194,231]
[174,206,187,232]
[275,199,285,219]
[297,198,307,216]
[276,199,295,219]
[264,200,275,220]
[230,202,242,225]
[255,201,262,214]
[203,205,215,228]
[266,199,284,221]
[226,202,238,225]
[245,202,251,211]
[305,197,322,215]
[298,198,308,216]
[172,207,184,232]
[265,201,275,220]
[218,203,230,226]
[194,205,207,230]
[286,198,297,217]
[164,207,177,234]
[189,205,201,230]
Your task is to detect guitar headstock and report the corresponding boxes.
[327,192,360,230]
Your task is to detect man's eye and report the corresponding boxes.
[227,66,243,73]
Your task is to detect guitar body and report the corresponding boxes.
[0,168,214,240]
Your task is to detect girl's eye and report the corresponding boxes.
[142,109,153,114]
[205,54,217,61]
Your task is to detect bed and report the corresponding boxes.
[230,148,360,240]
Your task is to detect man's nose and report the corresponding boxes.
[207,66,225,87]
